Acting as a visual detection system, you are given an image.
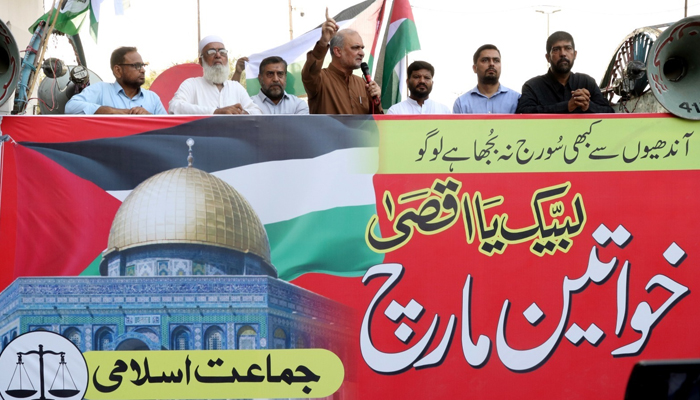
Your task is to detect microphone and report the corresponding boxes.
[360,62,380,106]
[360,62,372,83]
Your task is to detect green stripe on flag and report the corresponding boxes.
[89,2,99,42]
[267,205,383,281]
[381,19,420,109]
[80,254,103,276]
[29,0,90,36]
[382,69,401,109]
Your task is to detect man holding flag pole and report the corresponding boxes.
[301,8,383,114]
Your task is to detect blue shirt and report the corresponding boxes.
[65,81,167,115]
[452,84,520,114]
[251,91,309,115]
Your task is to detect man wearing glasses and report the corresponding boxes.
[516,31,614,114]
[66,47,166,114]
[169,35,261,115]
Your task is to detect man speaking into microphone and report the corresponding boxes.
[302,7,383,114]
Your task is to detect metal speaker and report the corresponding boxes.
[0,19,20,107]
[42,58,68,79]
[37,66,102,115]
[647,16,700,120]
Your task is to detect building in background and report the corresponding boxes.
[0,157,352,358]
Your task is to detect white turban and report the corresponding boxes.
[198,35,225,55]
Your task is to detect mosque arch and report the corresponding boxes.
[115,338,150,351]
[204,326,225,350]
[273,327,288,349]
[237,325,257,350]
[63,327,82,349]
[95,327,115,350]
[295,333,307,349]
[171,326,192,350]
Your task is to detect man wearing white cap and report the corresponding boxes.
[169,35,261,114]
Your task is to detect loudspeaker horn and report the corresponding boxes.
[647,16,700,120]
[0,19,20,107]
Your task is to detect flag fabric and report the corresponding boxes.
[113,0,130,15]
[245,0,387,97]
[29,0,118,42]
[377,0,420,109]
[30,0,91,36]
[3,114,700,400]
[89,0,106,41]
[89,0,128,41]
[0,115,382,291]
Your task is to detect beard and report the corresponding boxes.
[122,75,145,89]
[551,58,573,74]
[262,84,284,101]
[203,63,230,84]
[481,75,498,85]
[409,84,430,100]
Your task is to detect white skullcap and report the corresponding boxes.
[198,35,225,54]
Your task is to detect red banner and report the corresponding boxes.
[0,114,698,399]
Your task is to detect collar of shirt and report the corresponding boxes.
[327,63,353,83]
[545,69,576,89]
[258,90,290,105]
[112,81,144,99]
[406,97,430,107]
[468,84,507,98]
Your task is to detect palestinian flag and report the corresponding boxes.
[30,0,122,42]
[376,0,420,109]
[89,0,106,41]
[0,115,383,292]
[30,0,91,36]
[245,0,387,97]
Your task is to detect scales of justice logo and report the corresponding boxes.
[0,331,88,400]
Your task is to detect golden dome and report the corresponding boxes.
[105,167,271,265]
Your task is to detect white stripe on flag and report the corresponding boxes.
[107,147,378,225]
[386,17,407,42]
[245,18,358,79]
[91,0,105,20]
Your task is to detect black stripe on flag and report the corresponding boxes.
[23,115,378,191]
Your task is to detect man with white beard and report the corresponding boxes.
[169,35,261,114]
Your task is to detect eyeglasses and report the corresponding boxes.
[203,48,228,57]
[119,63,149,70]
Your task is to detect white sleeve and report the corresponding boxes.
[169,79,216,114]
[233,82,262,115]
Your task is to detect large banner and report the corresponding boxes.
[0,114,698,399]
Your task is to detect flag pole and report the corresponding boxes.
[23,0,61,114]
[373,0,394,93]
[197,0,201,53]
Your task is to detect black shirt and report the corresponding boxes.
[516,69,614,114]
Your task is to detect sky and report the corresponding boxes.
[41,0,700,107]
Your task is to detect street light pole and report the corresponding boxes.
[289,0,294,40]
[535,5,561,38]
